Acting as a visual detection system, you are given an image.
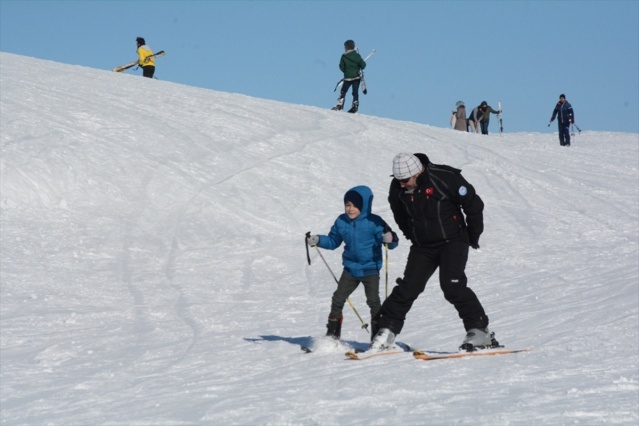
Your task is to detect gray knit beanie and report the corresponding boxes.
[392,153,424,180]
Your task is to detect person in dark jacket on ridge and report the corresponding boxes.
[467,104,484,133]
[549,94,575,146]
[332,40,367,113]
[368,153,496,352]
[479,101,500,135]
[307,185,398,340]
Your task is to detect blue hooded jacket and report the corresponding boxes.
[317,185,398,278]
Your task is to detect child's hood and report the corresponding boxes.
[345,185,373,220]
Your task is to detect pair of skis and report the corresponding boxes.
[346,347,530,361]
[112,50,165,73]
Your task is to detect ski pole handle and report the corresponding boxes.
[305,232,311,265]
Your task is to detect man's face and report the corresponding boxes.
[398,174,419,191]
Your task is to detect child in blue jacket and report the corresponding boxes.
[307,185,398,339]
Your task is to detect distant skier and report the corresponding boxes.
[332,40,366,113]
[306,186,398,340]
[450,101,467,131]
[549,94,575,146]
[479,101,500,135]
[136,37,155,78]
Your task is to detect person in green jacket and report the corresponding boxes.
[479,101,500,135]
[332,40,366,113]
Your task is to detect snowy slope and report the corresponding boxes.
[1,52,638,425]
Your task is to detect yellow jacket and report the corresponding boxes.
[137,45,155,67]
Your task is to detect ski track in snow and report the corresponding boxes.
[1,53,638,425]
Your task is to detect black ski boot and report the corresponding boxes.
[331,97,345,111]
[347,100,359,114]
[326,316,343,340]
[370,318,379,342]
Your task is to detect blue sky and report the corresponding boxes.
[1,0,637,133]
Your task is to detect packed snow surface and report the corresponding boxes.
[1,53,638,425]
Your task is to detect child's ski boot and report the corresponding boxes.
[325,316,343,340]
[331,97,345,111]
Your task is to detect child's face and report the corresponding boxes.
[345,202,361,219]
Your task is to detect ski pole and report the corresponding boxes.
[573,123,581,133]
[383,225,390,299]
[312,245,369,332]
[498,101,503,135]
[384,244,389,299]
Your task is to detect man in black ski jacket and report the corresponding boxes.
[369,153,495,352]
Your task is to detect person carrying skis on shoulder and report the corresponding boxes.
[306,185,398,340]
[332,40,366,113]
[136,37,155,78]
[451,101,467,131]
[368,153,496,353]
[548,94,574,146]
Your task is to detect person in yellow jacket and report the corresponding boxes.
[136,37,155,78]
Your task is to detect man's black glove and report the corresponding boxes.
[469,236,480,250]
